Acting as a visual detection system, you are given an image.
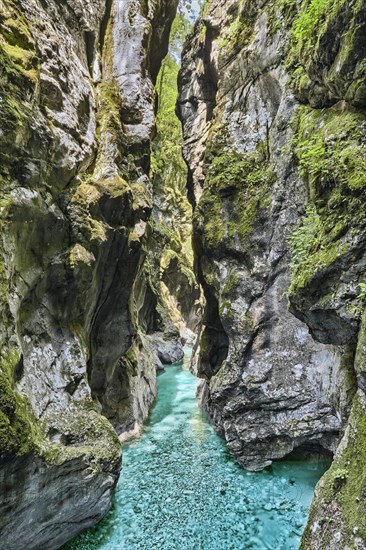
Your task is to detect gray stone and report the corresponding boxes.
[0,0,178,546]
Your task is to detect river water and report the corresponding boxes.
[66,350,329,550]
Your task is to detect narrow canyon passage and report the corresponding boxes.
[65,351,329,550]
[2,0,366,548]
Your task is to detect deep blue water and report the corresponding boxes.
[66,350,329,550]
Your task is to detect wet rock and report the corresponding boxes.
[150,333,185,365]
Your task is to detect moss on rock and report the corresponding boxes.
[289,105,366,295]
[0,348,39,457]
[301,390,366,548]
[0,0,39,162]
[198,139,276,254]
[286,0,366,106]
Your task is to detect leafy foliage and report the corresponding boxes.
[287,204,339,291]
[292,0,329,44]
[289,205,322,267]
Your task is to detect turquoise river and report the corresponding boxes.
[65,350,330,550]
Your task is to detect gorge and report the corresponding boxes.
[1,0,366,549]
[65,350,330,549]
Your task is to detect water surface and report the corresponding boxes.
[66,351,329,549]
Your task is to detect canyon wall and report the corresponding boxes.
[179,0,366,545]
[0,0,177,547]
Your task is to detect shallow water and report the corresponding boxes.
[66,350,329,550]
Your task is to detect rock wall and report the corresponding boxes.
[0,0,177,547]
[146,34,201,360]
[179,0,366,544]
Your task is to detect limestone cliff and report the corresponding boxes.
[179,0,366,545]
[0,0,177,547]
[146,25,201,362]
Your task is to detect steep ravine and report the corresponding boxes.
[178,0,366,547]
[1,0,366,549]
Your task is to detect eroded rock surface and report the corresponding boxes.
[0,0,177,547]
[179,0,342,471]
[179,0,366,544]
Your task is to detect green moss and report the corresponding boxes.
[2,43,38,82]
[0,0,39,164]
[0,348,38,456]
[288,204,346,291]
[196,197,225,250]
[100,176,129,198]
[285,0,365,98]
[288,105,366,294]
[306,393,366,546]
[129,182,152,212]
[0,250,12,329]
[146,30,198,330]
[267,0,297,36]
[97,82,122,136]
[222,274,239,296]
[0,1,34,50]
[69,244,95,268]
[74,182,102,205]
[96,11,122,139]
[354,310,366,380]
[291,0,331,45]
[200,0,213,19]
[123,344,139,375]
[219,300,235,320]
[219,12,253,55]
[0,347,119,466]
[198,139,276,253]
[70,184,107,244]
[42,406,121,466]
[294,107,366,194]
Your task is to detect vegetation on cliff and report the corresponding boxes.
[198,127,276,255]
[147,14,199,334]
[289,106,366,296]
